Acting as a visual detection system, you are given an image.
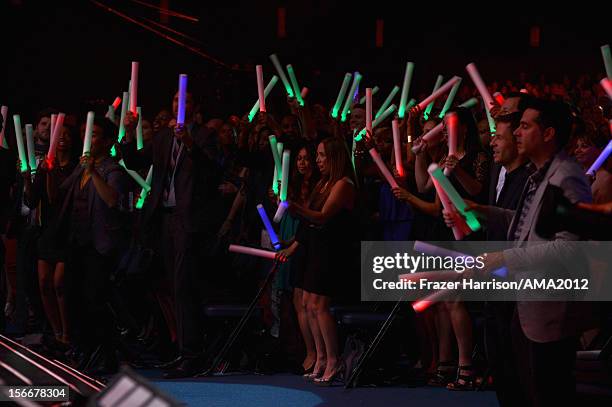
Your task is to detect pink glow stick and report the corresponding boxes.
[444,112,458,176]
[466,63,494,111]
[416,76,461,111]
[112,97,122,110]
[392,119,404,177]
[411,122,444,153]
[50,114,57,143]
[256,65,266,112]
[369,148,398,188]
[130,61,139,115]
[601,78,612,100]
[366,88,373,137]
[229,244,277,260]
[301,87,309,99]
[47,113,65,167]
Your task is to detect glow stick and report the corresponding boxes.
[465,63,494,111]
[82,111,95,156]
[369,148,398,188]
[276,142,283,180]
[486,107,496,134]
[273,200,289,223]
[248,75,279,122]
[416,76,461,112]
[119,159,151,192]
[25,124,36,173]
[602,44,612,79]
[12,115,27,173]
[112,96,122,110]
[269,135,282,176]
[130,61,139,115]
[376,85,399,119]
[392,119,404,177]
[424,75,443,120]
[331,73,352,118]
[229,244,277,260]
[256,65,266,113]
[47,113,65,167]
[136,107,143,150]
[459,97,478,109]
[398,62,415,118]
[269,54,294,97]
[0,106,8,149]
[601,78,612,100]
[520,88,529,94]
[439,77,463,118]
[586,138,612,176]
[340,72,362,122]
[257,204,281,249]
[279,150,291,201]
[135,165,153,209]
[444,112,458,176]
[177,74,188,126]
[431,177,469,240]
[301,87,309,99]
[359,86,379,104]
[117,91,129,143]
[272,165,279,195]
[411,123,443,153]
[365,88,373,136]
[407,98,416,109]
[286,65,304,106]
[355,104,397,141]
[428,163,481,232]
[493,92,505,106]
[50,114,57,143]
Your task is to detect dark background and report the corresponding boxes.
[1,0,610,123]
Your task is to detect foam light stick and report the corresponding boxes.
[398,62,415,119]
[119,159,151,192]
[301,87,309,99]
[248,75,279,122]
[423,75,443,120]
[369,148,398,189]
[106,97,122,121]
[466,63,494,110]
[602,44,612,79]
[272,165,279,195]
[286,65,304,106]
[331,73,352,119]
[130,61,139,115]
[273,200,289,223]
[431,177,470,240]
[25,124,36,173]
[136,107,144,150]
[485,108,496,134]
[411,122,443,153]
[459,97,478,110]
[365,88,373,137]
[601,78,612,100]
[444,112,458,176]
[177,74,188,126]
[586,138,612,176]
[135,165,153,209]
[359,86,379,104]
[229,244,277,260]
[82,111,95,157]
[12,115,27,173]
[257,204,281,250]
[279,150,291,201]
[268,135,282,177]
[256,65,266,113]
[340,72,362,122]
[0,106,8,149]
[269,54,294,98]
[493,92,505,106]
[47,113,64,167]
[439,77,463,118]
[50,114,57,143]
[416,76,461,112]
[392,119,404,177]
[276,142,283,180]
[375,85,399,120]
[428,163,481,232]
[117,91,129,143]
[355,104,397,141]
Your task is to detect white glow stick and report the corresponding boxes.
[392,119,404,177]
[273,201,289,223]
[465,63,494,111]
[0,106,8,149]
[269,135,282,175]
[369,148,398,188]
[25,124,36,172]
[269,53,294,98]
[136,107,143,150]
[82,111,95,156]
[366,88,373,136]
[248,75,279,122]
[332,73,352,118]
[119,159,151,192]
[279,150,291,202]
[130,61,139,115]
[12,115,27,173]
[416,76,461,111]
[47,113,65,167]
[229,244,277,260]
[411,122,444,153]
[602,44,612,79]
[444,112,458,176]
[256,65,266,112]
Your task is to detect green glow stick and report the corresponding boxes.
[331,73,352,119]
[279,150,291,201]
[340,72,362,122]
[12,115,28,173]
[375,85,399,119]
[116,91,129,143]
[486,108,496,134]
[135,165,153,209]
[359,86,379,104]
[136,106,144,150]
[119,159,151,192]
[356,104,397,141]
[428,164,481,232]
[248,75,279,122]
[459,97,478,109]
[407,98,416,109]
[602,44,612,79]
[424,75,443,120]
[439,77,463,118]
[25,124,36,174]
[270,54,294,97]
[269,135,282,178]
[276,142,283,180]
[286,64,304,106]
[272,165,279,195]
[398,62,415,119]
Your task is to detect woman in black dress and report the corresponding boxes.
[277,137,357,385]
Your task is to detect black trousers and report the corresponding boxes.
[511,308,576,407]
[15,224,42,333]
[160,212,203,358]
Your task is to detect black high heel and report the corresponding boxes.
[303,361,325,381]
[314,362,344,387]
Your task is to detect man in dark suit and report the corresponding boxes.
[121,90,221,378]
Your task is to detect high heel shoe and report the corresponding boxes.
[301,361,315,375]
[314,362,344,386]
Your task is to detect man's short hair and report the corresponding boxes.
[35,107,60,126]
[524,98,573,150]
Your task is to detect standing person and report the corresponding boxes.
[277,137,357,385]
[121,89,221,378]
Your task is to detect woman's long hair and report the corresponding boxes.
[451,106,482,153]
[288,141,320,205]
[312,137,356,204]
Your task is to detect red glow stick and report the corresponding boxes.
[112,96,122,110]
[256,65,266,113]
[444,112,458,176]
[47,113,65,168]
[130,61,139,115]
[365,88,373,137]
[392,119,404,177]
[493,92,504,106]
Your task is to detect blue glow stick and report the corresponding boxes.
[257,204,281,250]
[177,74,188,126]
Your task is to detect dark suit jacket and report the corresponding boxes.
[118,124,221,247]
